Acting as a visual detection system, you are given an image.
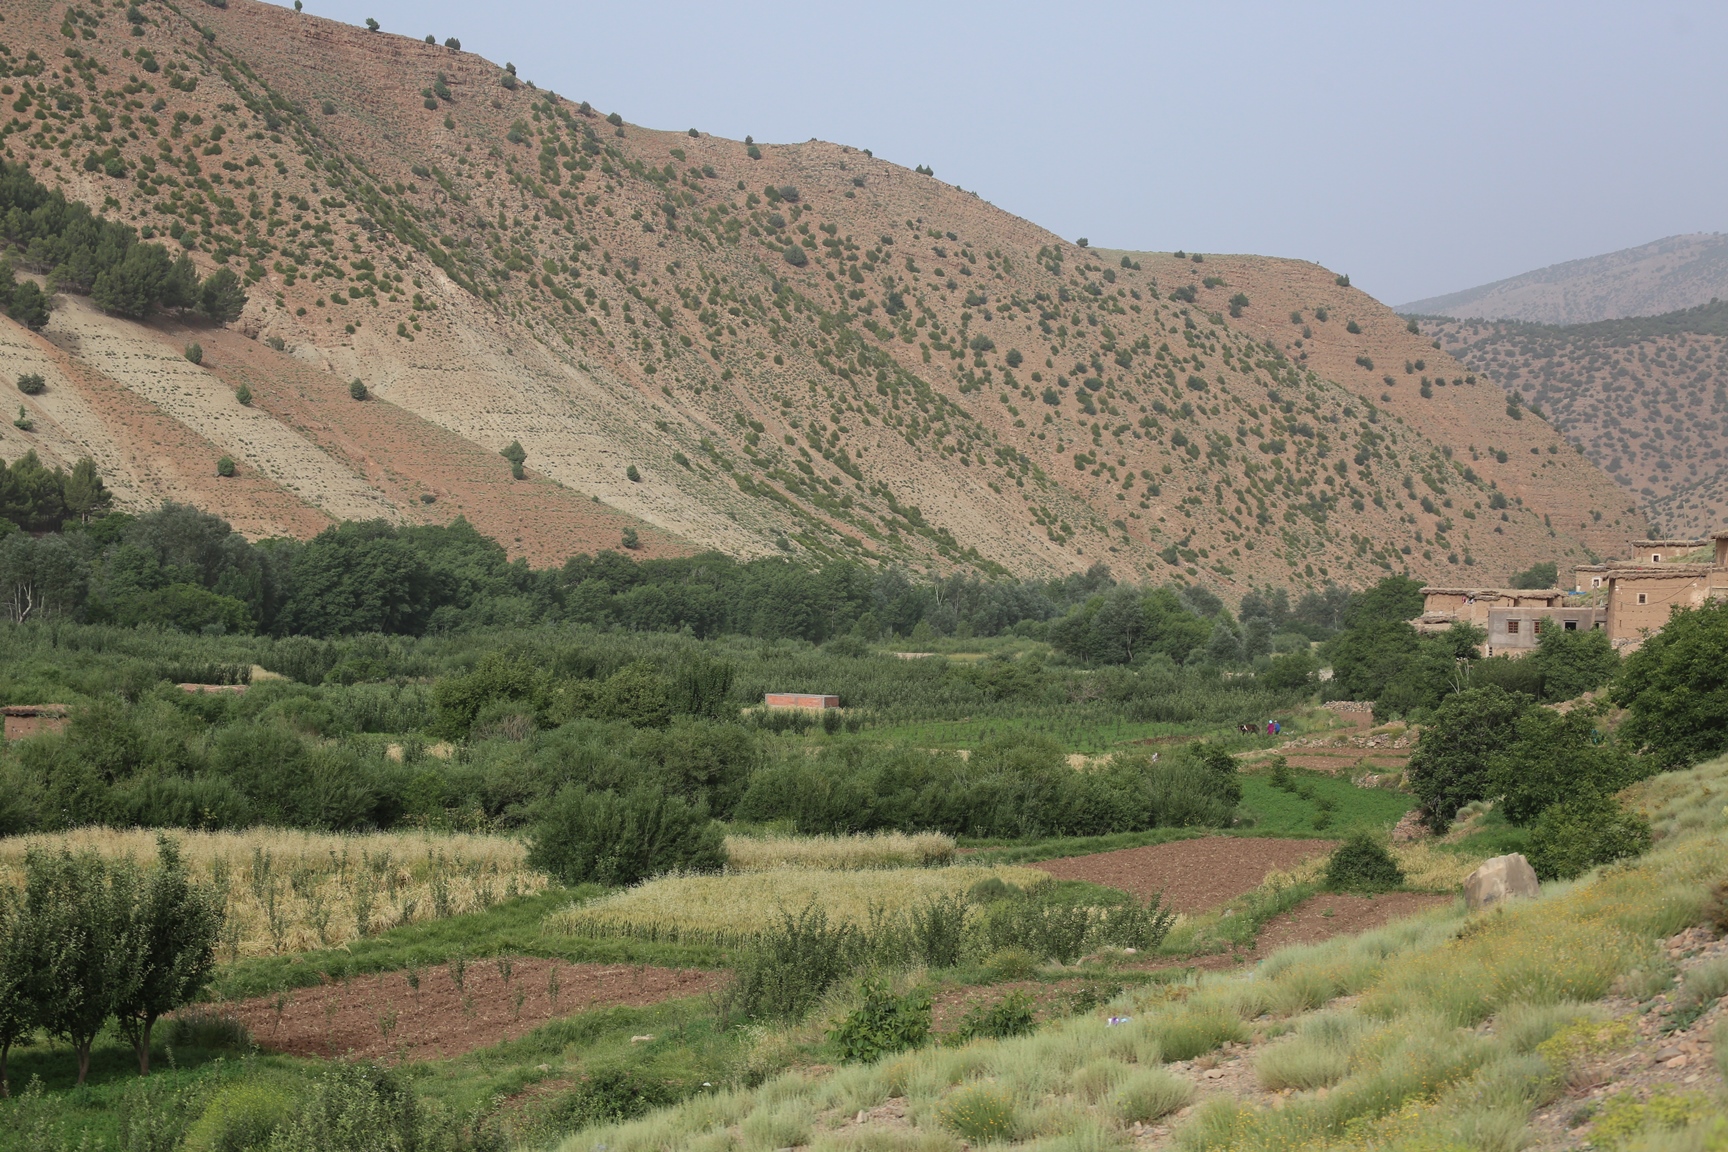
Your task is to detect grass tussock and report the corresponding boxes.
[547,865,1048,946]
[724,832,956,872]
[0,827,548,958]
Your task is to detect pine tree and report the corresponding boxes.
[63,458,110,523]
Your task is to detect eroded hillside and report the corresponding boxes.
[0,0,1643,585]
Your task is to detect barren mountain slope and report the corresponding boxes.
[1,294,334,538]
[1420,302,1728,538]
[1397,233,1728,324]
[0,0,1642,587]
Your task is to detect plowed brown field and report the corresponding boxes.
[223,957,725,1061]
[1036,837,1336,913]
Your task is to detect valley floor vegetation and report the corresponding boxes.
[0,494,1725,1148]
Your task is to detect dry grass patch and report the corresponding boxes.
[1389,841,1485,892]
[548,865,1048,946]
[724,832,955,872]
[0,827,549,958]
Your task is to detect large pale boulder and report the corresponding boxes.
[1464,854,1540,910]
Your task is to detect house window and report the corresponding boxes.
[1637,593,1648,605]
[1506,620,1520,635]
[1563,620,1577,631]
[1652,554,1662,564]
[1533,619,1545,634]
[1591,578,1602,588]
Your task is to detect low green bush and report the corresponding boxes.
[1148,1007,1246,1062]
[526,784,725,886]
[1324,834,1404,894]
[1526,792,1651,880]
[183,1081,295,1152]
[951,990,1036,1042]
[1110,1067,1192,1123]
[725,906,860,1022]
[829,977,931,1062]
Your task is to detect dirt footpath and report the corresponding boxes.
[220,957,726,1061]
[1036,838,1337,912]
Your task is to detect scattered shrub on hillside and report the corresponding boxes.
[782,245,807,267]
[1508,561,1558,590]
[15,373,44,396]
[8,281,50,330]
[215,456,235,478]
[527,783,725,887]
[349,378,368,401]
[1267,755,1293,790]
[547,1066,679,1130]
[620,528,640,550]
[1323,833,1404,894]
[258,1062,502,1151]
[974,881,1174,963]
[234,383,252,406]
[1111,1068,1193,1124]
[501,440,526,479]
[162,1006,251,1053]
[830,977,932,1063]
[625,464,641,482]
[1526,791,1651,881]
[184,343,203,365]
[182,1080,295,1151]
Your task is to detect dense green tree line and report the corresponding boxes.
[0,497,1352,661]
[1,159,246,323]
[0,607,1309,865]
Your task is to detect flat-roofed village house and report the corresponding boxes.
[1416,534,1728,656]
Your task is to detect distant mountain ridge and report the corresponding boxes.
[1399,233,1728,325]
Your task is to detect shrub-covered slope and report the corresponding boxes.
[1420,301,1728,538]
[0,0,1642,585]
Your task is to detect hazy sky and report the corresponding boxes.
[279,1,1728,307]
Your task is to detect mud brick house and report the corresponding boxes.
[1600,534,1728,649]
[2,704,69,740]
[1417,533,1728,656]
[764,693,840,710]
